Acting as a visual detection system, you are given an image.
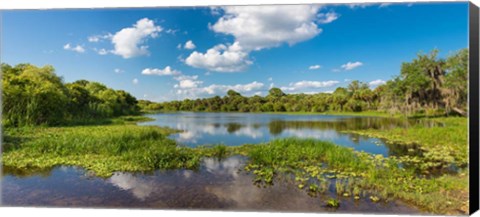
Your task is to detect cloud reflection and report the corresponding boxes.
[202,156,243,178]
[108,173,155,200]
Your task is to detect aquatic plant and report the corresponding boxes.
[326,198,340,207]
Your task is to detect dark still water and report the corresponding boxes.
[2,156,420,214]
[139,112,416,156]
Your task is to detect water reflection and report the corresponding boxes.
[139,112,431,156]
[203,156,243,178]
[1,157,421,214]
[109,173,155,200]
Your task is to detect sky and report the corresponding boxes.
[1,2,469,102]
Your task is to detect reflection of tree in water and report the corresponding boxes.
[266,117,419,134]
[383,141,423,157]
[225,123,242,134]
[219,117,435,137]
[2,165,54,178]
[269,120,284,135]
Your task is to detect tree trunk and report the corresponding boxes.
[452,107,467,116]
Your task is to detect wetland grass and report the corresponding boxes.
[2,124,202,177]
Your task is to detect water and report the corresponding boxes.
[139,112,418,156]
[2,156,420,214]
[2,113,427,213]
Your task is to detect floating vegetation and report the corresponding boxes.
[370,196,380,202]
[326,198,340,208]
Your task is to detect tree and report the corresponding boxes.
[227,89,241,97]
[2,64,69,126]
[268,87,286,98]
[2,63,142,126]
[134,48,468,117]
[332,87,348,111]
[444,48,468,115]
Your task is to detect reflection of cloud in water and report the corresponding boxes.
[176,123,266,144]
[282,129,338,140]
[234,127,263,139]
[202,157,327,210]
[202,156,243,178]
[202,156,263,208]
[178,131,198,143]
[203,125,222,135]
[109,173,155,200]
[183,170,193,179]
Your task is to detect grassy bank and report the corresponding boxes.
[2,118,236,177]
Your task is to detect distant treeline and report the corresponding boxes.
[139,49,468,116]
[1,48,467,126]
[2,64,140,127]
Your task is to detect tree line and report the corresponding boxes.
[1,48,467,126]
[139,49,468,116]
[2,63,140,127]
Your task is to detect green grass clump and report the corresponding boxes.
[2,124,199,177]
[326,198,340,207]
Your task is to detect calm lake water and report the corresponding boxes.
[2,156,420,214]
[139,112,418,156]
[2,113,426,213]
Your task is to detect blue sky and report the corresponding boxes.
[2,2,468,102]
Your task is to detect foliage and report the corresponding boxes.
[326,198,340,207]
[137,49,468,117]
[1,64,140,127]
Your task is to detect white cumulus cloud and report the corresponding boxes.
[341,61,363,71]
[184,40,196,50]
[63,43,85,53]
[142,66,181,76]
[369,79,386,87]
[200,81,264,95]
[132,78,139,85]
[173,75,203,89]
[111,18,162,58]
[96,48,109,55]
[185,5,339,73]
[317,12,339,24]
[309,65,321,70]
[211,5,323,51]
[281,80,339,92]
[88,33,112,43]
[185,42,252,72]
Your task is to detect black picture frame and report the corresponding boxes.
[469,1,480,215]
